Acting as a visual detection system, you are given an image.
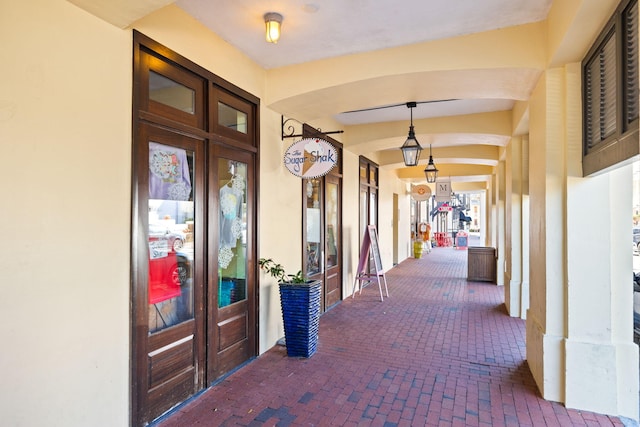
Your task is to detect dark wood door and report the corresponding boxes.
[302,127,343,312]
[208,147,256,378]
[134,124,206,424]
[133,33,260,426]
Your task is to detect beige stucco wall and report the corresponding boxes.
[1,1,132,425]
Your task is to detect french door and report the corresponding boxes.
[302,126,343,312]
[359,158,379,273]
[134,125,206,423]
[132,32,258,426]
[208,148,255,378]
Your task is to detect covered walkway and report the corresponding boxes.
[156,246,624,426]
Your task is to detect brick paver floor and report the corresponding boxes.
[156,245,626,426]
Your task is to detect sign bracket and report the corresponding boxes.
[281,116,343,140]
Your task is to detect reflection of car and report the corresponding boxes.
[148,249,191,304]
[149,224,185,251]
[633,228,640,251]
[148,229,191,304]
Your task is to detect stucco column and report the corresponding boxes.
[496,160,506,286]
[526,64,639,421]
[521,135,530,320]
[505,137,524,317]
[488,172,498,248]
[526,67,570,402]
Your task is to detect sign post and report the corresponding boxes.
[352,225,389,301]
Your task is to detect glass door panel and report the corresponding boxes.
[324,177,341,308]
[305,178,323,277]
[209,149,255,380]
[218,159,248,308]
[147,141,195,333]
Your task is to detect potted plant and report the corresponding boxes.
[259,258,321,358]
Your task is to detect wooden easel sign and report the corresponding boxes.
[352,225,389,301]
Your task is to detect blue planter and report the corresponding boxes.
[279,280,321,358]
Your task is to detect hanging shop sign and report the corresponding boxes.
[435,180,452,202]
[411,184,432,201]
[283,138,338,178]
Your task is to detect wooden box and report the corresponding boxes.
[467,246,496,282]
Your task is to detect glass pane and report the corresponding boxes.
[149,71,195,114]
[359,164,367,179]
[148,142,195,333]
[369,190,378,274]
[219,102,248,134]
[326,182,338,268]
[305,178,322,276]
[369,167,377,185]
[218,159,248,308]
[370,190,377,226]
[360,187,368,242]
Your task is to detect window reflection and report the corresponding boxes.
[218,102,247,134]
[149,71,195,114]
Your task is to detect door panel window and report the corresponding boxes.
[147,142,195,333]
[305,178,323,276]
[218,159,248,308]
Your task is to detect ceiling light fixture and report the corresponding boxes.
[424,144,439,183]
[400,102,422,167]
[264,12,283,44]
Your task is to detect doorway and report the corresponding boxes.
[359,157,379,272]
[302,125,343,312]
[131,33,259,426]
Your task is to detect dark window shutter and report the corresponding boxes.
[601,33,618,140]
[624,0,639,126]
[585,32,617,150]
[582,0,640,175]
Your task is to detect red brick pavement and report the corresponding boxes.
[155,246,625,427]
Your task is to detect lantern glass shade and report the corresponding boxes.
[401,132,422,167]
[424,158,438,183]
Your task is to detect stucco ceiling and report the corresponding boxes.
[70,0,565,186]
[175,0,553,70]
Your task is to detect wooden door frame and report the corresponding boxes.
[131,31,261,426]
